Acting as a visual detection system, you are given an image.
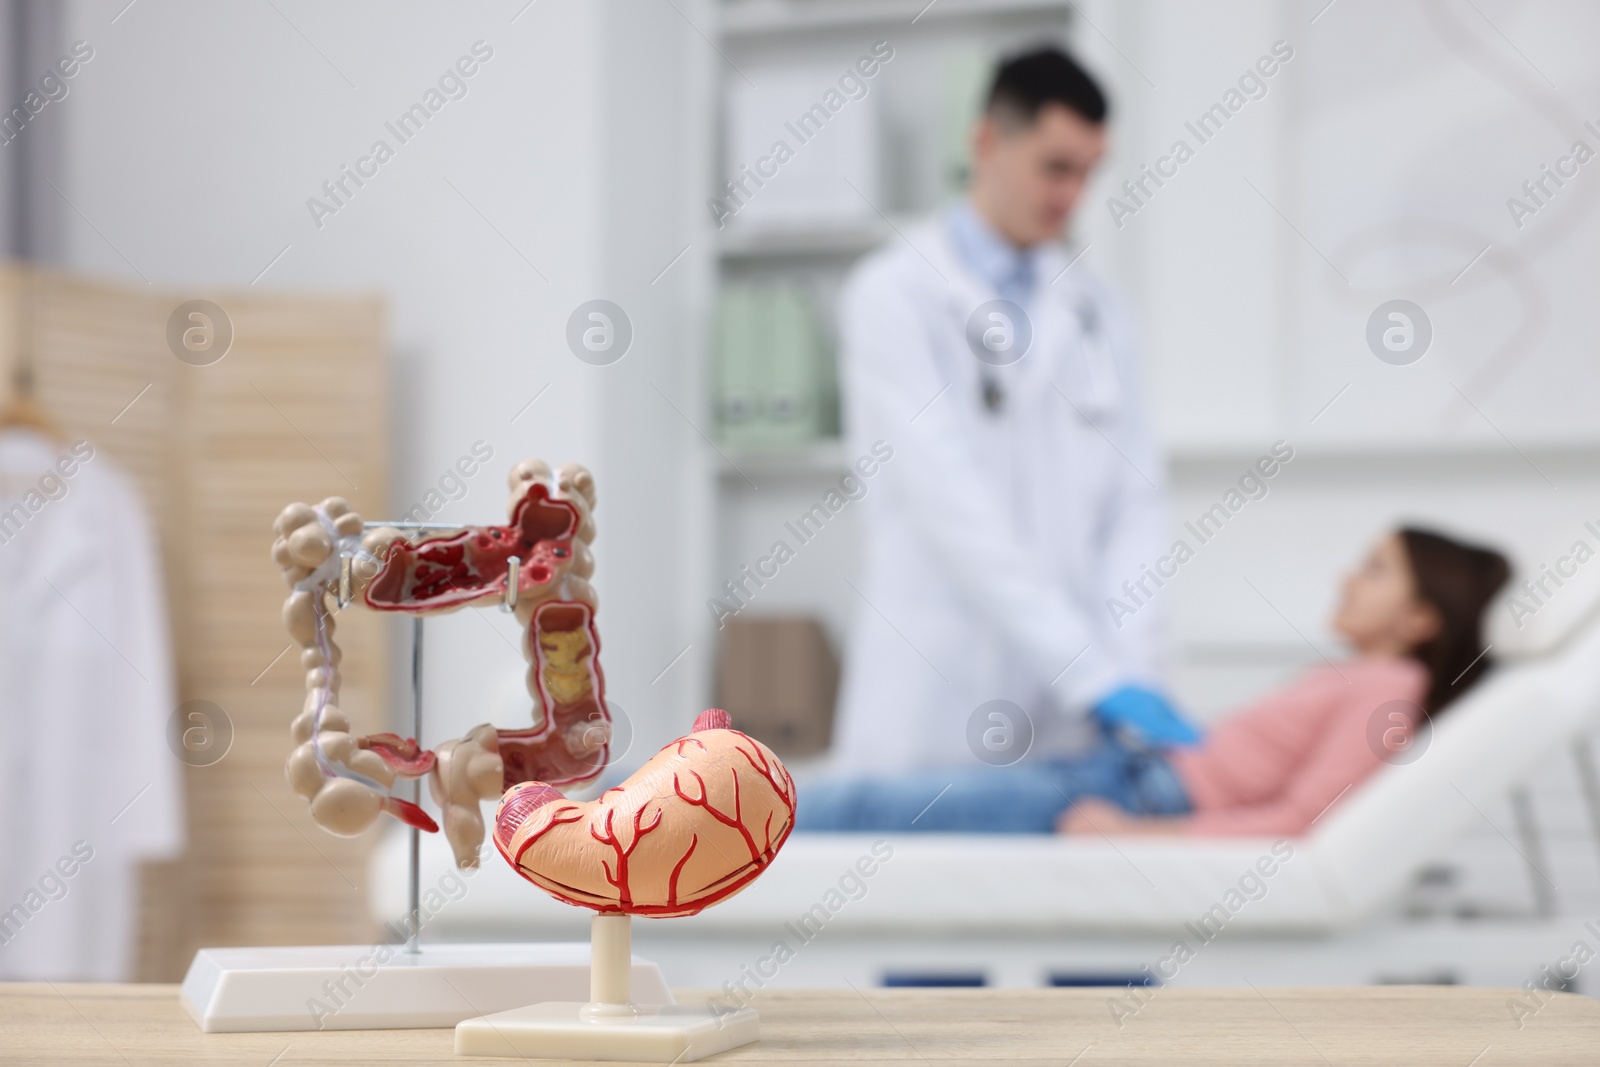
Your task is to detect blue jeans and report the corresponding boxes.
[794,734,1191,834]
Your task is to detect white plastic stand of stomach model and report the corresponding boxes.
[454,708,796,1062]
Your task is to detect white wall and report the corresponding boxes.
[1072,0,1289,447]
[1068,0,1600,677]
[54,0,712,764]
[1081,0,1600,450]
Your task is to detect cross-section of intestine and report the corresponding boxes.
[493,709,796,918]
[273,460,611,868]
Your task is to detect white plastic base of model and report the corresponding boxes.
[457,916,758,1061]
[454,1002,760,1062]
[179,943,675,1033]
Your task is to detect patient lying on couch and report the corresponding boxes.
[796,527,1508,837]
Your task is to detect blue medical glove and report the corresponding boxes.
[1092,685,1203,747]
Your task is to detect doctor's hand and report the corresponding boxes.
[1091,685,1203,748]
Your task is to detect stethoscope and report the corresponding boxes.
[979,295,1102,415]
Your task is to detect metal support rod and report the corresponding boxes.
[1507,784,1558,919]
[503,556,520,613]
[406,615,424,954]
[362,516,495,953]
[337,555,352,608]
[366,520,476,531]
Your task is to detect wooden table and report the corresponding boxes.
[2,983,1596,1065]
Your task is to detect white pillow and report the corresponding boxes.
[1487,555,1600,659]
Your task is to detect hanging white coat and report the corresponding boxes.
[0,429,182,980]
[832,219,1168,773]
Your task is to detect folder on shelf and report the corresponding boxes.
[713,283,837,448]
[714,284,760,435]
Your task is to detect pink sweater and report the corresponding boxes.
[1167,657,1428,837]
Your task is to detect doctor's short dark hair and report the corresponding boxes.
[986,46,1108,128]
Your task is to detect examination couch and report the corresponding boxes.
[372,567,1600,985]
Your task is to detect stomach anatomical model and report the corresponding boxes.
[273,459,611,868]
[494,709,797,918]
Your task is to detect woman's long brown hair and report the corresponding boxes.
[1398,527,1511,714]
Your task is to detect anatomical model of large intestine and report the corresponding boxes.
[274,459,609,869]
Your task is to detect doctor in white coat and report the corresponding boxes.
[826,47,1200,784]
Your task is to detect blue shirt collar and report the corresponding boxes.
[946,198,1038,306]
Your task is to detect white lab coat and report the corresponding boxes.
[832,219,1168,773]
[0,428,182,980]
